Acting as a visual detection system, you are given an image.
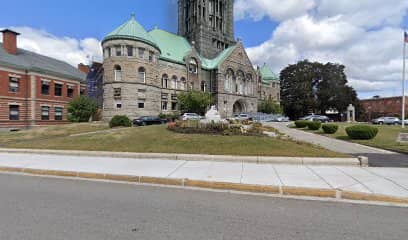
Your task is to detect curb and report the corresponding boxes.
[0,166,407,205]
[0,148,362,166]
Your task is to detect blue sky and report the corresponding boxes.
[0,0,277,47]
[1,0,408,98]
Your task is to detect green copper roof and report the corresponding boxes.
[103,15,159,50]
[149,28,192,64]
[149,28,235,70]
[200,45,237,70]
[260,63,279,84]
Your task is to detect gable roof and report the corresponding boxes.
[103,15,159,50]
[148,28,192,64]
[0,43,86,82]
[200,45,237,70]
[260,63,279,84]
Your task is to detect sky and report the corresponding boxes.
[0,0,408,99]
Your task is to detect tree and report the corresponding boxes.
[280,60,360,120]
[67,96,98,122]
[177,90,213,115]
[258,97,282,114]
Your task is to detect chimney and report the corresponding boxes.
[78,63,90,74]
[1,29,20,55]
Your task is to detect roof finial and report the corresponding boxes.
[131,13,136,19]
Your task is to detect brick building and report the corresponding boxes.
[102,1,280,120]
[361,96,408,120]
[0,29,86,129]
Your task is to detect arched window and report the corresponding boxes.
[201,81,207,92]
[189,58,198,74]
[246,74,253,95]
[138,67,146,83]
[114,65,122,81]
[162,74,168,88]
[236,71,244,94]
[171,76,177,89]
[225,69,234,92]
[180,77,186,90]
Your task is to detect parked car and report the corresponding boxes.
[273,115,290,122]
[300,115,330,123]
[180,113,201,121]
[133,116,167,126]
[232,113,251,121]
[399,119,408,125]
[372,117,400,125]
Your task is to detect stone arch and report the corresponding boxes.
[233,99,247,114]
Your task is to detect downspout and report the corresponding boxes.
[25,69,29,129]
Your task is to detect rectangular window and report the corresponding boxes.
[138,48,145,59]
[115,46,122,56]
[149,51,154,62]
[9,77,19,92]
[161,93,168,101]
[161,101,168,111]
[171,102,177,111]
[138,100,145,109]
[114,88,121,99]
[55,107,63,120]
[55,83,63,97]
[67,86,74,98]
[115,101,122,109]
[9,105,19,120]
[127,46,133,56]
[41,106,50,120]
[41,81,50,95]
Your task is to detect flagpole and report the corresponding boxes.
[403,30,406,128]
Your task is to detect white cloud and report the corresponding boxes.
[235,0,315,21]
[0,26,102,66]
[240,0,408,97]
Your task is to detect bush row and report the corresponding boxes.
[109,115,132,128]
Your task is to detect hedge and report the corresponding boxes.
[294,120,309,128]
[109,115,132,128]
[322,124,339,134]
[307,121,322,130]
[345,125,378,140]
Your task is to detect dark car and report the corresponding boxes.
[133,116,167,126]
[300,115,330,123]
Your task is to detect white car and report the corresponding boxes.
[232,114,251,121]
[181,113,201,121]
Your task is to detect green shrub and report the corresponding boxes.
[109,115,132,128]
[67,96,98,122]
[294,120,309,128]
[322,124,339,134]
[346,125,378,140]
[307,121,322,130]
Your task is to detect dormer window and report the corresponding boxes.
[189,58,198,74]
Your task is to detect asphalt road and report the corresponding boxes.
[0,174,407,240]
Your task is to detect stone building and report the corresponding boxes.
[102,1,280,121]
[0,29,86,129]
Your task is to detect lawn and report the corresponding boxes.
[305,123,408,154]
[0,123,346,157]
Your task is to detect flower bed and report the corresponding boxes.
[167,120,265,136]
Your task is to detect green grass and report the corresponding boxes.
[304,123,408,154]
[0,123,346,157]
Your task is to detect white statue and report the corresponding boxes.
[204,105,222,122]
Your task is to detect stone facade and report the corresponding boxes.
[102,3,280,121]
[178,0,236,59]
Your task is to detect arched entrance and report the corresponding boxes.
[233,100,246,113]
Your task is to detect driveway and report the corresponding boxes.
[265,122,408,167]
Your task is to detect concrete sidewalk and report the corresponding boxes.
[265,122,394,155]
[1,152,408,204]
